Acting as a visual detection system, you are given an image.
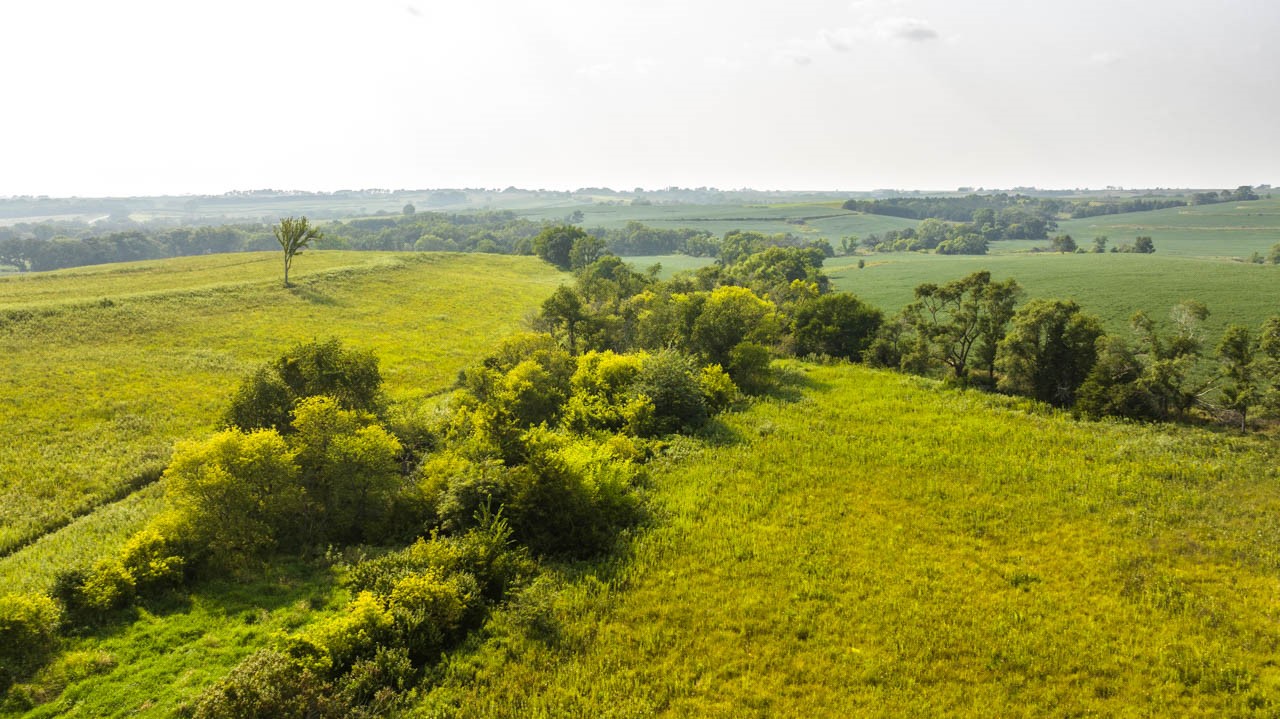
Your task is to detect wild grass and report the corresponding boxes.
[0,251,563,557]
[415,361,1280,717]
[2,560,346,718]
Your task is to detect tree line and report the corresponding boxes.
[843,187,1262,233]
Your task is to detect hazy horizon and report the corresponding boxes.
[3,0,1277,197]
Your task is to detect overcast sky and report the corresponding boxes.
[2,0,1277,196]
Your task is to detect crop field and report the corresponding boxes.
[1052,196,1280,259]
[0,252,563,561]
[827,252,1280,337]
[513,201,920,240]
[417,362,1280,717]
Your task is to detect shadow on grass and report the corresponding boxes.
[759,362,832,404]
[75,558,338,643]
[288,284,342,306]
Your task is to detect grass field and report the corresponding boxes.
[415,362,1280,717]
[827,252,1280,338]
[0,252,563,561]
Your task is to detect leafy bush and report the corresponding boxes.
[118,526,186,593]
[628,350,708,436]
[225,338,384,432]
[792,293,884,361]
[304,592,396,675]
[727,342,773,395]
[163,429,305,570]
[191,648,341,719]
[0,594,61,691]
[698,364,739,414]
[386,570,478,661]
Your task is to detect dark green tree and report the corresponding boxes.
[792,293,884,361]
[532,225,586,270]
[996,299,1104,406]
[1216,324,1257,430]
[1049,234,1077,253]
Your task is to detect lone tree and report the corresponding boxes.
[273,216,322,287]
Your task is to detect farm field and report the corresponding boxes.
[0,252,563,562]
[828,252,1280,337]
[1052,196,1280,259]
[512,200,920,240]
[415,362,1280,717]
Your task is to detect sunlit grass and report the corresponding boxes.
[0,252,563,556]
[418,362,1280,717]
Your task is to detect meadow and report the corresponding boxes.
[0,252,562,565]
[414,362,1280,717]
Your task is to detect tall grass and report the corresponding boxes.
[416,362,1280,717]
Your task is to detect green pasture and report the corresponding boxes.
[828,252,1280,337]
[0,252,563,558]
[418,362,1280,717]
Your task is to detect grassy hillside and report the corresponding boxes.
[0,252,563,567]
[828,252,1280,337]
[416,362,1280,717]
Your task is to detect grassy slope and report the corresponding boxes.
[0,252,563,576]
[419,362,1280,717]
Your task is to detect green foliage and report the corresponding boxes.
[225,338,384,432]
[0,594,61,691]
[562,350,648,432]
[191,647,342,719]
[532,225,586,271]
[899,271,1021,381]
[1049,234,1077,253]
[386,569,478,661]
[792,292,884,361]
[996,299,1105,407]
[163,429,305,570]
[727,341,773,395]
[698,364,739,414]
[290,396,405,544]
[689,285,781,367]
[117,526,186,593]
[629,350,709,436]
[303,591,397,675]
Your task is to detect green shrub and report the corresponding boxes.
[225,338,385,433]
[628,350,708,436]
[699,364,739,414]
[0,594,61,691]
[305,592,396,675]
[727,341,773,395]
[118,527,186,593]
[191,648,341,719]
[386,570,478,661]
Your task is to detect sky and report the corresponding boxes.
[1,0,1277,196]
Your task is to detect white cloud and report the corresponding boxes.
[575,62,618,78]
[876,17,938,42]
[1087,50,1123,67]
[773,49,813,67]
[820,27,864,52]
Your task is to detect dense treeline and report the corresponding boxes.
[0,209,815,274]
